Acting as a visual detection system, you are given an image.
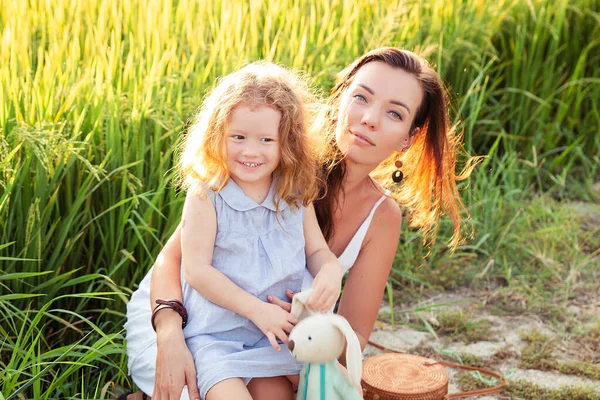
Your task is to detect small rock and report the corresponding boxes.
[567,201,600,219]
[567,305,581,316]
[365,326,433,358]
[500,366,600,393]
[446,341,507,359]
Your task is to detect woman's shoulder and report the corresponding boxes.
[366,178,402,224]
[374,196,402,227]
[363,183,402,234]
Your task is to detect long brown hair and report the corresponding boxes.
[178,62,321,211]
[314,48,479,249]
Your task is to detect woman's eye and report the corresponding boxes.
[389,111,402,120]
[353,94,367,102]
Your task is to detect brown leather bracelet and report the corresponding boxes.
[151,299,188,332]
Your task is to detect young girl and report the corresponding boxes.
[124,62,342,400]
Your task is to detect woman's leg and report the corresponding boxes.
[206,378,252,400]
[247,376,295,400]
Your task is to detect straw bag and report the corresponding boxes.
[362,341,506,400]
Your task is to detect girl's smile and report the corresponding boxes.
[237,161,264,168]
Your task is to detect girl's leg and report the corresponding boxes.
[285,374,299,389]
[206,378,252,400]
[247,376,295,400]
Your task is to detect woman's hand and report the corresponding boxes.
[248,301,298,351]
[267,289,294,312]
[153,312,201,400]
[308,264,342,312]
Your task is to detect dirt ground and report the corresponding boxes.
[365,286,600,399]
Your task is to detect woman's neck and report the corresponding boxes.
[341,160,376,196]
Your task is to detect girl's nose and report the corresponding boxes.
[241,144,259,157]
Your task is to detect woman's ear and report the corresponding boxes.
[409,127,420,144]
[395,127,420,153]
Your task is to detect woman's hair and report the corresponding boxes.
[178,61,320,211]
[314,47,479,249]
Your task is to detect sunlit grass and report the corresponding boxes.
[1,0,599,397]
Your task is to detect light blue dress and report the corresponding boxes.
[125,179,306,399]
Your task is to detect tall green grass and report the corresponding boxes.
[1,0,599,397]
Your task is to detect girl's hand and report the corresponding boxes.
[308,264,342,312]
[248,301,298,351]
[153,313,201,400]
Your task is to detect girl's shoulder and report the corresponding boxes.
[188,182,218,203]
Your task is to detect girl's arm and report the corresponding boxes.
[181,188,261,316]
[336,198,402,363]
[182,188,297,349]
[303,205,343,312]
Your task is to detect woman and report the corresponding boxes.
[125,47,474,400]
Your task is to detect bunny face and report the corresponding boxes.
[288,314,345,363]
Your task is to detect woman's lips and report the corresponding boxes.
[350,131,375,146]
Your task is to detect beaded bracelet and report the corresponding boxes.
[151,299,188,332]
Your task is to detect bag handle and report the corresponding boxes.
[367,340,506,399]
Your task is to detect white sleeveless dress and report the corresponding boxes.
[301,192,388,290]
[124,191,389,399]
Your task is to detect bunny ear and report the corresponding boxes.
[291,289,313,320]
[330,315,363,390]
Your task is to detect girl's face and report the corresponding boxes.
[226,103,281,190]
[336,61,423,167]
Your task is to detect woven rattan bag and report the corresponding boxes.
[361,342,506,400]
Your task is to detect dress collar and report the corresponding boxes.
[219,178,289,212]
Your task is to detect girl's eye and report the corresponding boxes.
[389,111,402,120]
[232,135,245,140]
[260,137,275,143]
[353,94,367,102]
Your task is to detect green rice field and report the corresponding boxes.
[1,0,599,398]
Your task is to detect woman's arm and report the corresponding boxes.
[148,223,202,400]
[336,198,402,364]
[150,223,184,328]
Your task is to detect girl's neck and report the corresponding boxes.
[231,176,272,204]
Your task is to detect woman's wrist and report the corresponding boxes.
[154,308,185,338]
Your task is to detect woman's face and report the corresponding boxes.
[335,61,423,167]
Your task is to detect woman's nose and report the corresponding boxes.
[361,106,379,130]
[288,340,295,351]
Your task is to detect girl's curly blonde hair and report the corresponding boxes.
[178,62,321,211]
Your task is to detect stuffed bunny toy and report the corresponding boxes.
[288,289,363,400]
